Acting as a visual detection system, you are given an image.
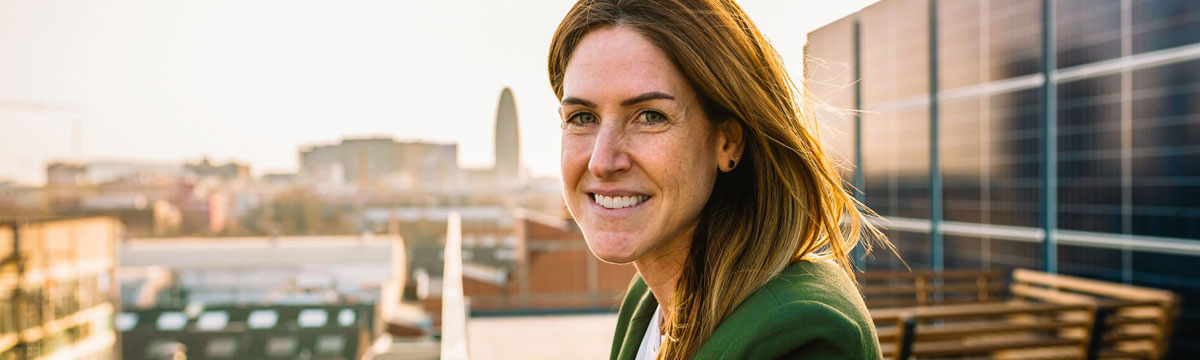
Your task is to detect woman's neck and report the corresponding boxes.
[633,225,695,324]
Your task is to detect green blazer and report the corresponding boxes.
[610,259,881,359]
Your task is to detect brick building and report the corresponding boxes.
[462,209,637,312]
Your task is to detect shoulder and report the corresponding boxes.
[762,259,870,314]
[697,260,881,360]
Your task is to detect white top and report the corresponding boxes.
[635,306,664,360]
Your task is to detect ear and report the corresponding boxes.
[715,119,745,172]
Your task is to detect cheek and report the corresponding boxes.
[676,149,717,204]
[637,133,717,200]
[560,135,591,182]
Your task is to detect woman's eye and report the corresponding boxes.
[568,112,598,126]
[638,111,667,125]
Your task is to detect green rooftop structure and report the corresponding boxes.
[118,303,375,360]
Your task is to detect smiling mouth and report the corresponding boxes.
[591,193,650,209]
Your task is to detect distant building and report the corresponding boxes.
[494,87,521,183]
[40,158,250,236]
[261,172,299,185]
[76,195,181,236]
[47,159,241,187]
[460,209,637,312]
[298,137,459,193]
[806,0,1200,355]
[75,161,184,185]
[184,158,250,182]
[1,217,121,359]
[362,205,516,289]
[0,181,40,209]
[46,162,87,186]
[45,158,248,186]
[119,234,405,307]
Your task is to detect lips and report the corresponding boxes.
[592,193,650,209]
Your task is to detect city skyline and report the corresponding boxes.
[0,0,876,185]
[3,1,1196,359]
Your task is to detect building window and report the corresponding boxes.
[265,336,297,357]
[145,339,185,359]
[316,334,345,355]
[206,337,238,358]
[116,313,138,332]
[337,308,356,327]
[197,311,229,331]
[298,309,328,328]
[248,310,278,329]
[155,312,187,331]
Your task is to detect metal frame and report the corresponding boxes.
[874,216,1200,257]
[853,14,867,268]
[1040,0,1059,273]
[928,0,944,272]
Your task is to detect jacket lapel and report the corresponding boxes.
[616,281,658,360]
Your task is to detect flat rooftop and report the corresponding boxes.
[467,313,617,360]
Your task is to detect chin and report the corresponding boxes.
[582,230,642,264]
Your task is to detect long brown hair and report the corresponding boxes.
[548,0,889,358]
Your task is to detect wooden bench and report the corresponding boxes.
[864,269,1181,360]
[873,301,1097,360]
[858,269,1008,308]
[1006,269,1180,360]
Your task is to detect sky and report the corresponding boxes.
[0,0,875,185]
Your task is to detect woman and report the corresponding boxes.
[548,0,890,359]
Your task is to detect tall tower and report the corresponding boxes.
[494,87,520,181]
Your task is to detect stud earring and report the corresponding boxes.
[728,159,736,169]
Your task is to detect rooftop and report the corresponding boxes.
[466,313,616,360]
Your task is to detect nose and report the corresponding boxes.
[588,125,632,179]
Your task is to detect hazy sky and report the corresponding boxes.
[0,0,874,185]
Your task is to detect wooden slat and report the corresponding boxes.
[1103,333,1157,343]
[878,342,897,358]
[862,283,1006,295]
[994,347,1150,360]
[1106,315,1158,327]
[1013,269,1177,302]
[858,269,1007,281]
[872,301,1091,323]
[916,320,1091,341]
[881,320,1092,342]
[993,347,1087,360]
[1011,283,1097,305]
[1097,349,1151,359]
[912,336,1085,357]
[866,298,1006,308]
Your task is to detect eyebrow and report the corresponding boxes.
[561,91,676,108]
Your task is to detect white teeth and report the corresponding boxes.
[593,194,649,209]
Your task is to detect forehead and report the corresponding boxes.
[561,27,691,100]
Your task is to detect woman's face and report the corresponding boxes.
[559,26,737,264]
